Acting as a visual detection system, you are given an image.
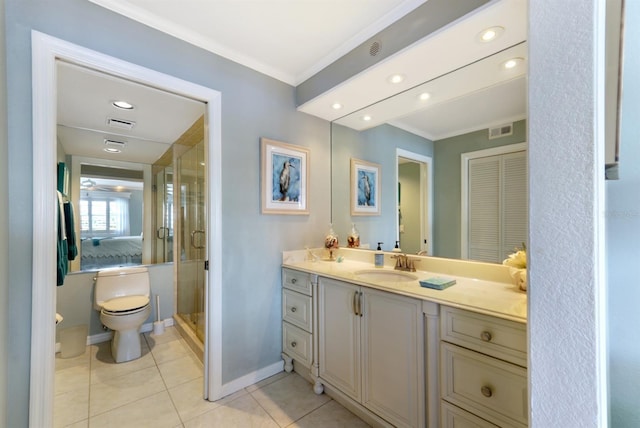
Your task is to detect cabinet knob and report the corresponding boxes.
[291,341,297,348]
[481,385,493,398]
[480,331,492,342]
[291,306,297,313]
[291,278,298,284]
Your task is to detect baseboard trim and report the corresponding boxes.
[220,361,284,398]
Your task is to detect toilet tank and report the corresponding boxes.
[94,266,150,309]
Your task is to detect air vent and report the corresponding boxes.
[488,123,513,139]
[107,118,136,130]
[104,139,126,153]
[369,40,382,57]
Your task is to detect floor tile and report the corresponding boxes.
[183,393,279,428]
[151,338,191,365]
[169,377,248,422]
[249,372,331,427]
[158,352,202,389]
[55,364,90,395]
[53,387,89,428]
[144,325,182,346]
[55,347,90,372]
[287,400,371,428]
[89,365,166,416]
[89,390,181,428]
[90,341,156,384]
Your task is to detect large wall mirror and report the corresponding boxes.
[56,61,205,273]
[330,1,528,264]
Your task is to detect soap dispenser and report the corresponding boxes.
[392,240,401,252]
[375,242,384,268]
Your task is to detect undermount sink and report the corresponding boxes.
[354,269,418,283]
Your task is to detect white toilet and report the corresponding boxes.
[94,266,152,363]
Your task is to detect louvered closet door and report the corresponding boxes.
[468,151,527,263]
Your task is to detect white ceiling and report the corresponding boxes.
[60,0,527,162]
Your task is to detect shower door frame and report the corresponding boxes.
[30,31,223,426]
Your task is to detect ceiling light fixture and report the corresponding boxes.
[419,92,431,101]
[104,139,126,154]
[503,57,524,69]
[362,115,372,122]
[332,103,343,110]
[112,100,134,110]
[387,74,405,84]
[477,26,504,43]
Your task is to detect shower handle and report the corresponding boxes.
[190,230,206,249]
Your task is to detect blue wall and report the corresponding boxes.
[4,0,330,425]
[607,0,640,425]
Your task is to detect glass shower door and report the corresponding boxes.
[176,140,206,342]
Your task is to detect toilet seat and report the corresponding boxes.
[101,295,150,315]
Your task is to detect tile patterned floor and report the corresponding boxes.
[54,326,370,427]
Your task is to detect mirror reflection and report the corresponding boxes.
[331,45,528,264]
[56,61,205,272]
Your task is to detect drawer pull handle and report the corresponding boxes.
[481,385,493,398]
[480,331,492,342]
[291,341,297,348]
[291,278,298,284]
[291,307,297,313]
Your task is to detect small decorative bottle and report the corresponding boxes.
[347,223,360,248]
[324,223,339,260]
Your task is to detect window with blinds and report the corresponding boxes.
[466,150,527,263]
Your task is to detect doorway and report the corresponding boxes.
[396,149,433,255]
[30,31,223,426]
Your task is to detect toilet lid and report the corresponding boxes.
[102,295,149,313]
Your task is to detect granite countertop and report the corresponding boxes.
[282,250,527,323]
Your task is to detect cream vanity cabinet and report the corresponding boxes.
[318,277,424,428]
[440,306,528,428]
[281,268,316,374]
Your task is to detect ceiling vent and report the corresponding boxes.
[107,117,136,130]
[488,123,513,139]
[104,139,126,152]
[369,40,382,57]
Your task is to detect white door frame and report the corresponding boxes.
[396,149,433,255]
[30,31,223,427]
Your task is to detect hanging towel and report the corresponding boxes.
[57,191,68,286]
[63,201,77,261]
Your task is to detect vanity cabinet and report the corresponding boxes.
[318,277,424,428]
[440,306,527,428]
[281,268,316,372]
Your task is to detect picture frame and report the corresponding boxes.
[261,137,309,215]
[351,158,381,216]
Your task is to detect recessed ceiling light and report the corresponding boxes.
[477,26,504,43]
[362,115,372,122]
[112,100,134,110]
[387,74,405,84]
[332,103,343,110]
[104,139,126,154]
[104,147,122,153]
[419,92,431,101]
[503,57,524,69]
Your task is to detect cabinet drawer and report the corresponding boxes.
[282,268,312,296]
[282,322,312,368]
[282,289,313,332]
[441,401,499,428]
[441,306,527,367]
[441,343,527,428]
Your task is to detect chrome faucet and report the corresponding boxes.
[391,253,419,272]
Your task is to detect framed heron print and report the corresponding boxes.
[351,158,380,216]
[261,138,309,215]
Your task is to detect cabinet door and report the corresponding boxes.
[318,278,361,401]
[361,288,424,428]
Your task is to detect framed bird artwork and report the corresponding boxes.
[261,137,310,215]
[351,158,381,216]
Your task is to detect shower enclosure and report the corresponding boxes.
[175,140,207,343]
[152,117,207,357]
